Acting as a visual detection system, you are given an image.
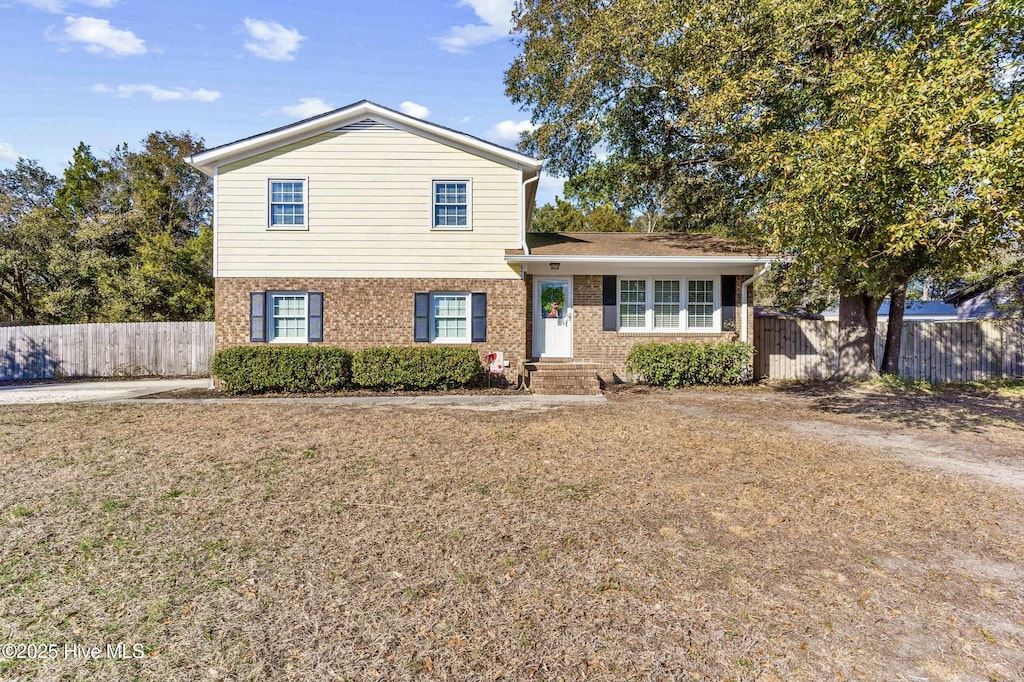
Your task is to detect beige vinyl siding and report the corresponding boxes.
[216,129,523,279]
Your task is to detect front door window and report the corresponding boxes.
[535,278,572,358]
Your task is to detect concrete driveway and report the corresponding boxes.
[0,378,209,404]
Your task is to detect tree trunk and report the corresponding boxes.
[833,290,881,380]
[880,283,906,375]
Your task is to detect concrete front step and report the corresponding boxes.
[525,361,605,395]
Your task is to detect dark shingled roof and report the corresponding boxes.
[508,232,766,257]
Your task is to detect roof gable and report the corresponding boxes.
[188,100,543,176]
[332,118,399,133]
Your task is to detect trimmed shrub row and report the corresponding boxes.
[625,341,754,388]
[212,345,482,394]
[211,346,354,395]
[352,346,481,391]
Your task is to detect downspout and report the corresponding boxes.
[741,262,772,344]
[519,173,540,387]
[521,173,539,257]
[209,162,219,391]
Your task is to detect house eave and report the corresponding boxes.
[505,255,776,265]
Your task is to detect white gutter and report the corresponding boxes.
[506,254,773,265]
[209,163,219,391]
[520,174,539,256]
[212,164,219,279]
[741,262,772,344]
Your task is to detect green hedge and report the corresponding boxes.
[352,346,482,390]
[625,341,754,388]
[211,346,353,394]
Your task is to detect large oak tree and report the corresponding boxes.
[507,0,1024,377]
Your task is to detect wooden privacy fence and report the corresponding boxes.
[0,322,215,381]
[754,318,1024,382]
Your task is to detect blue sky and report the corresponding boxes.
[0,0,565,203]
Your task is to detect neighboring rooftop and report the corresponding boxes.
[508,232,767,258]
[821,300,959,319]
[945,262,1024,306]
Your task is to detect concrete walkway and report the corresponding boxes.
[0,378,210,404]
[136,393,605,411]
[0,379,605,409]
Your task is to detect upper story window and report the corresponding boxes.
[268,179,307,229]
[432,180,471,230]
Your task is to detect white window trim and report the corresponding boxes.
[268,291,309,343]
[431,178,473,231]
[617,277,720,333]
[685,278,718,332]
[266,177,309,231]
[618,279,650,333]
[429,292,472,344]
[653,279,684,332]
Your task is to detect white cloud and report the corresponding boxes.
[398,101,430,119]
[18,0,116,12]
[281,97,334,119]
[243,18,304,61]
[436,0,514,53]
[0,142,21,164]
[93,83,221,102]
[63,16,146,56]
[487,119,534,146]
[537,172,566,204]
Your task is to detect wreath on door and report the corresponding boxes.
[541,286,565,318]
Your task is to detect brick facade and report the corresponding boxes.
[526,274,753,382]
[215,277,528,381]
[217,273,755,387]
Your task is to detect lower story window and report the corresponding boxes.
[619,279,647,329]
[270,293,307,342]
[431,293,469,342]
[654,280,681,328]
[618,277,717,332]
[688,280,714,329]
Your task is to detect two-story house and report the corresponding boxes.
[187,100,771,391]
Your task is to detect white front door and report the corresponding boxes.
[534,277,572,358]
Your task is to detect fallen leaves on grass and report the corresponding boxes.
[0,396,1022,680]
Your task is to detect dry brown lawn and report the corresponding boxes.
[1,384,1023,681]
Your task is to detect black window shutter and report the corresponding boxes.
[414,292,430,342]
[250,292,266,342]
[602,275,617,331]
[471,292,487,343]
[721,276,737,306]
[307,292,324,342]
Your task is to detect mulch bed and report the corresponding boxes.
[137,386,527,399]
